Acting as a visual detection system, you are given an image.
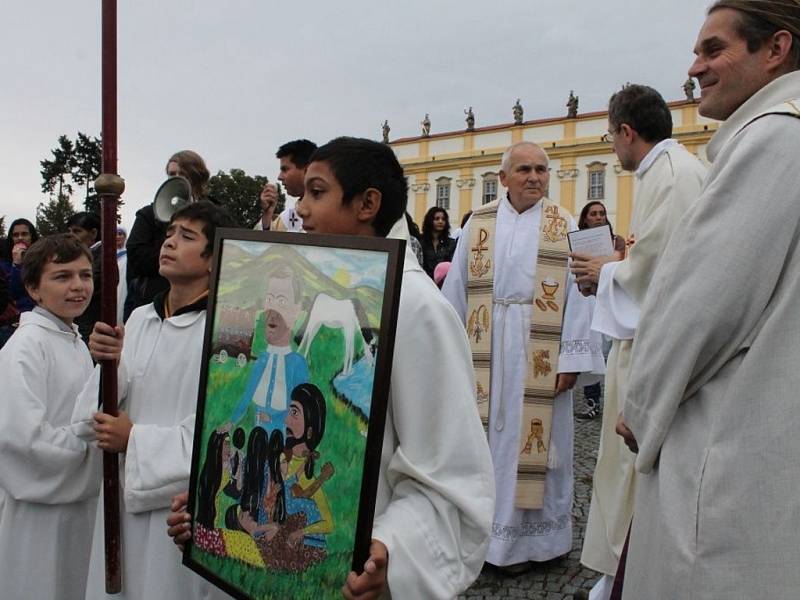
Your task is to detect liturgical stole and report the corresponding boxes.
[466,198,570,510]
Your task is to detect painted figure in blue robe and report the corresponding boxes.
[231,264,308,433]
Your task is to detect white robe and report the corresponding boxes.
[73,303,231,600]
[0,310,101,600]
[622,72,800,599]
[371,219,495,598]
[581,142,706,577]
[442,196,604,565]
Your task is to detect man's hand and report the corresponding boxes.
[615,413,639,453]
[167,491,192,551]
[342,539,388,600]
[93,410,133,452]
[569,252,618,295]
[555,373,578,395]
[89,322,124,362]
[260,183,279,229]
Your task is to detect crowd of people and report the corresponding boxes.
[1,1,800,598]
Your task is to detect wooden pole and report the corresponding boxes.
[95,0,124,593]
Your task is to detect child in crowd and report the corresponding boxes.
[73,201,236,599]
[0,234,101,600]
[168,138,495,599]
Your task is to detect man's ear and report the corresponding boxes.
[499,170,508,188]
[357,188,382,224]
[767,30,796,73]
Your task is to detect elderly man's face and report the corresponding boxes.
[499,145,550,211]
[688,8,776,120]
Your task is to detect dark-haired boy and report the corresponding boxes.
[73,201,235,600]
[169,138,495,599]
[0,234,101,600]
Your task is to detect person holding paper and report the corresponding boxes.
[572,201,625,420]
[569,84,706,600]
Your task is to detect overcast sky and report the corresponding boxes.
[0,0,708,231]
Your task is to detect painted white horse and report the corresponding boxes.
[298,293,374,376]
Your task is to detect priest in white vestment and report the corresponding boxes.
[569,84,707,600]
[443,142,604,568]
[617,5,800,598]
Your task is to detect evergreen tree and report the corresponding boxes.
[36,194,76,236]
[40,135,75,201]
[72,133,103,213]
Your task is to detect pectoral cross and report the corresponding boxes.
[289,211,300,227]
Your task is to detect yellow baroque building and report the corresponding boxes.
[391,99,717,236]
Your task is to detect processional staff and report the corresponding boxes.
[93,0,123,593]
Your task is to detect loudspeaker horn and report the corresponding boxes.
[153,176,193,223]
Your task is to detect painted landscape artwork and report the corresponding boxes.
[185,232,403,600]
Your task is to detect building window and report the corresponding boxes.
[586,162,607,200]
[482,173,498,204]
[435,178,451,210]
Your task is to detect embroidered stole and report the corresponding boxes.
[466,198,571,510]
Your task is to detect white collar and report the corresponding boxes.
[28,307,79,335]
[635,138,679,179]
[266,343,292,356]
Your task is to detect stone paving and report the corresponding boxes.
[460,390,603,600]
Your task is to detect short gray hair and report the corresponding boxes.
[499,141,550,173]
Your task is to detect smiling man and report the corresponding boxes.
[443,141,604,572]
[615,2,800,598]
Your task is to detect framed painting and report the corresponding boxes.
[184,229,405,600]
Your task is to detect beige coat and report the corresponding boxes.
[623,71,800,599]
[580,143,706,576]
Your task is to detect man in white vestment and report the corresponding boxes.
[74,202,236,599]
[614,2,800,598]
[569,84,707,600]
[443,142,604,570]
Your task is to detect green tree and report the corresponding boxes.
[40,135,75,201]
[208,168,281,228]
[72,133,103,213]
[35,194,76,236]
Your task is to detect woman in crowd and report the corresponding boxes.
[124,150,210,319]
[420,207,457,279]
[1,218,40,315]
[575,201,624,420]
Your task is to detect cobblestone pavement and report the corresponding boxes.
[460,390,603,600]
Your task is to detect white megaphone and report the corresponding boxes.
[153,176,193,223]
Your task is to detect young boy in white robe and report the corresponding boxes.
[0,234,102,600]
[167,137,496,599]
[73,201,237,600]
